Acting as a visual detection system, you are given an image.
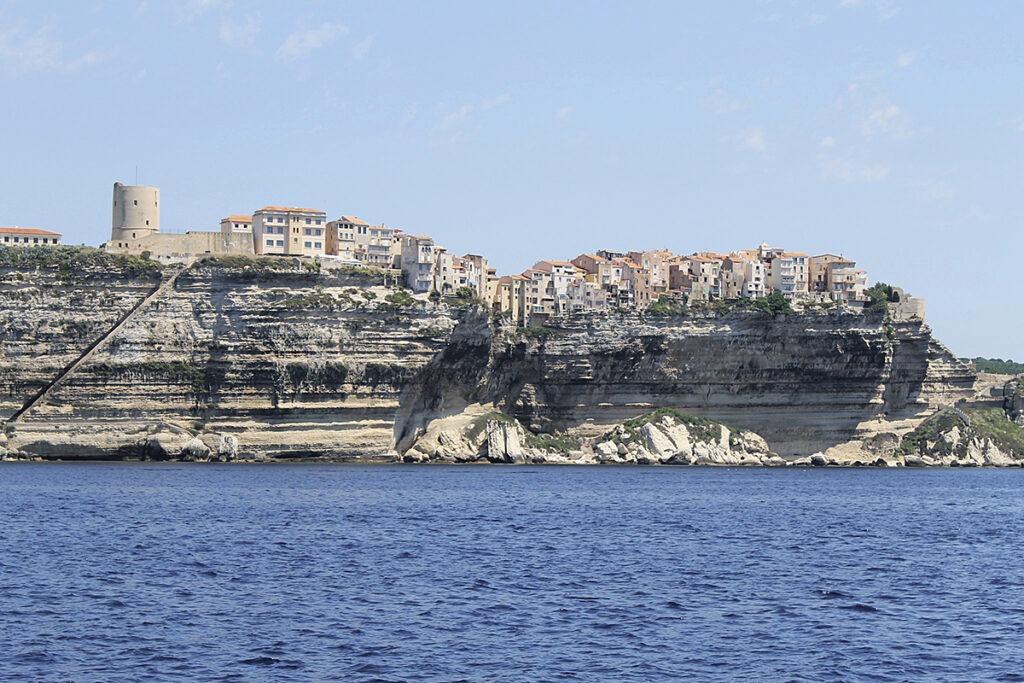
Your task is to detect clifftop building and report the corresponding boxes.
[105,181,253,262]
[111,182,159,245]
[0,227,62,246]
[253,206,327,257]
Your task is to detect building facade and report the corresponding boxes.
[252,206,327,257]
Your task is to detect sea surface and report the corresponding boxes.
[2,464,1023,682]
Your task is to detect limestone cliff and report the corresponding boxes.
[0,250,980,462]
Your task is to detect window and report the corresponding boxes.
[266,240,273,246]
[134,199,138,206]
[3,237,7,243]
[314,229,322,236]
[305,218,311,224]
[315,219,322,225]
[304,228,311,235]
[314,242,322,249]
[304,241,312,248]
[276,240,284,246]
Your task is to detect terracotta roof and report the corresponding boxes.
[538,260,577,267]
[783,252,808,257]
[0,227,62,236]
[402,234,433,241]
[222,215,252,223]
[256,206,325,214]
[337,215,370,226]
[577,253,611,263]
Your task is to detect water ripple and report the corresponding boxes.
[2,463,1024,681]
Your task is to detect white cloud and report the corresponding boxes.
[352,35,373,60]
[819,150,892,183]
[219,15,260,48]
[819,136,837,148]
[275,22,348,61]
[480,93,512,111]
[738,127,767,153]
[556,105,572,120]
[704,88,745,114]
[0,23,110,73]
[896,51,916,68]
[439,104,473,131]
[840,0,900,20]
[184,0,228,16]
[0,24,62,71]
[860,104,912,139]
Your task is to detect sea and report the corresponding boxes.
[2,463,1023,682]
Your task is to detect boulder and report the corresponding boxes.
[486,419,526,463]
[595,441,618,458]
[640,422,676,458]
[181,436,211,461]
[809,454,828,467]
[216,434,238,461]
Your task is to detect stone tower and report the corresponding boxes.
[111,182,160,242]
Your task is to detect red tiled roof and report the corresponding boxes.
[257,206,325,214]
[0,227,62,236]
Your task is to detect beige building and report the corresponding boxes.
[106,182,252,261]
[111,182,159,243]
[220,215,253,235]
[826,260,869,302]
[326,216,398,267]
[627,249,674,293]
[0,227,63,246]
[493,274,529,324]
[767,252,809,299]
[683,255,722,302]
[252,206,327,257]
[400,234,436,293]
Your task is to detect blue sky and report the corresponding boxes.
[1,1,1021,359]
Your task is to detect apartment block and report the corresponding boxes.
[252,206,327,257]
[400,234,436,293]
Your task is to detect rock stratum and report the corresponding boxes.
[1,250,1016,465]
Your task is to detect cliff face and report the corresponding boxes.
[0,256,976,460]
[397,312,976,458]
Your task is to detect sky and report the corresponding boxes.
[0,0,1021,359]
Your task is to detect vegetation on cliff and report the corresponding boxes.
[897,407,1024,460]
[963,358,1024,375]
[0,246,162,279]
[606,407,725,444]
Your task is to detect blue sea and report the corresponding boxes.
[2,464,1023,682]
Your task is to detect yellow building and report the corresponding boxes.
[252,206,327,257]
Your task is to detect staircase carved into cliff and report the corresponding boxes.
[6,266,187,424]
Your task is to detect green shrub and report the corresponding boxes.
[963,358,1024,375]
[647,295,686,317]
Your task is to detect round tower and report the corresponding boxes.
[111,182,160,242]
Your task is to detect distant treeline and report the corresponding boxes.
[963,358,1024,375]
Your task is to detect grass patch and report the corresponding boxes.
[610,407,724,444]
[897,407,1024,460]
[523,432,581,453]
[965,408,1024,458]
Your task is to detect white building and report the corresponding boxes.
[220,215,252,235]
[0,227,62,246]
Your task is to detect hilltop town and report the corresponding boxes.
[2,181,924,327]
